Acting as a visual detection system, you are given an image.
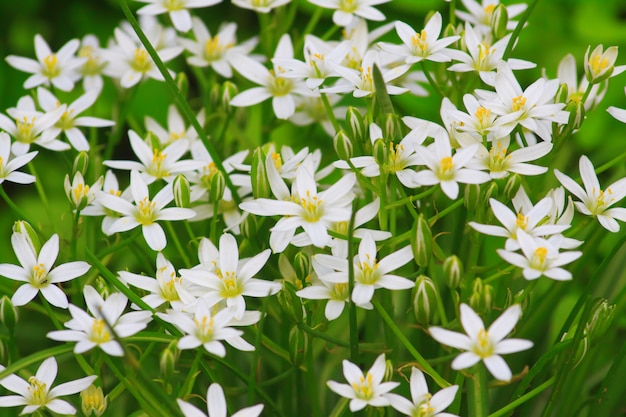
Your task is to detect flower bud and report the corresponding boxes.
[442,255,463,289]
[345,106,365,144]
[277,281,303,324]
[482,181,499,208]
[555,82,569,104]
[373,138,387,167]
[293,252,311,285]
[81,385,107,417]
[464,184,480,212]
[12,220,40,254]
[209,170,226,203]
[72,151,89,176]
[413,275,438,325]
[585,298,615,342]
[64,172,102,211]
[209,82,221,109]
[565,99,585,132]
[503,173,522,201]
[412,214,432,267]
[221,81,238,112]
[94,276,111,300]
[160,340,180,381]
[584,45,619,84]
[490,3,509,39]
[504,288,529,313]
[173,174,191,208]
[558,330,588,369]
[288,325,309,367]
[333,130,354,160]
[240,214,257,241]
[0,296,18,332]
[468,278,493,314]
[382,113,401,141]
[251,147,270,199]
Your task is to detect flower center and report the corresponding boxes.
[147,148,170,178]
[73,182,91,202]
[160,269,182,302]
[205,36,225,61]
[475,107,492,128]
[30,263,49,288]
[477,43,495,70]
[42,54,60,78]
[356,254,379,285]
[487,142,510,173]
[136,197,157,225]
[512,95,527,112]
[298,190,323,222]
[131,48,152,73]
[217,269,243,298]
[415,393,436,417]
[359,66,374,93]
[17,116,37,144]
[351,372,375,400]
[79,45,105,76]
[472,328,495,358]
[252,0,270,6]
[27,376,48,406]
[590,187,613,213]
[268,72,294,97]
[90,319,112,344]
[438,157,455,180]
[515,212,528,230]
[165,0,185,11]
[589,54,609,76]
[412,30,429,55]
[388,143,407,173]
[58,109,76,131]
[331,282,349,301]
[531,247,548,270]
[195,315,215,343]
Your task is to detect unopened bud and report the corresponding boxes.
[464,183,481,212]
[240,214,257,241]
[373,138,387,167]
[64,172,102,211]
[160,340,180,380]
[293,252,311,285]
[12,220,40,254]
[505,288,529,312]
[221,81,238,111]
[503,173,522,201]
[412,214,432,267]
[277,281,304,324]
[72,151,89,176]
[585,298,615,342]
[0,296,18,332]
[251,147,270,199]
[209,82,221,109]
[345,106,365,144]
[482,181,499,208]
[555,82,569,104]
[173,174,191,208]
[94,276,110,300]
[333,130,354,160]
[490,4,509,39]
[209,170,226,203]
[288,326,309,367]
[176,72,189,99]
[469,278,493,314]
[442,255,463,289]
[382,113,401,141]
[413,275,438,325]
[565,99,585,132]
[81,385,107,417]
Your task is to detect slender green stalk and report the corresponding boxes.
[372,298,449,388]
[320,92,341,134]
[347,200,360,363]
[0,345,74,380]
[421,61,446,98]
[117,0,241,205]
[489,376,556,417]
[467,366,489,417]
[164,221,191,267]
[503,0,541,59]
[297,322,350,348]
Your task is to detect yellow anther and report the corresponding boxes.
[512,95,527,112]
[43,54,60,78]
[131,48,151,73]
[91,319,111,344]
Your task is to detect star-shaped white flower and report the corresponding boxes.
[554,155,626,232]
[0,357,97,415]
[429,303,533,381]
[327,353,399,412]
[177,383,263,417]
[387,368,459,417]
[135,0,223,33]
[0,132,38,185]
[0,233,90,309]
[308,0,390,27]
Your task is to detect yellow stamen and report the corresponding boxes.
[27,377,48,406]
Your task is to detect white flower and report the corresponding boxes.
[308,0,390,27]
[584,45,626,84]
[240,159,356,252]
[104,130,204,184]
[179,233,280,319]
[0,233,90,309]
[0,357,97,415]
[387,368,459,417]
[144,104,204,149]
[178,18,257,78]
[101,27,182,88]
[429,303,533,381]
[136,0,223,33]
[81,170,133,234]
[554,53,604,111]
[456,0,527,32]
[231,0,292,13]
[497,230,582,280]
[327,353,399,412]
[158,299,252,356]
[0,132,38,184]
[413,135,490,199]
[64,171,104,211]
[315,232,414,305]
[296,278,352,321]
[119,252,196,311]
[47,286,152,356]
[229,34,316,119]
[37,87,114,151]
[469,197,569,251]
[0,96,68,155]
[5,34,84,91]
[554,155,626,232]
[177,383,263,417]
[379,13,460,64]
[77,35,108,91]
[97,170,196,251]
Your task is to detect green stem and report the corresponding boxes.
[320,92,341,134]
[117,0,240,205]
[428,198,464,225]
[297,322,350,348]
[420,61,446,98]
[347,200,360,363]
[372,298,449,388]
[503,0,541,59]
[489,376,556,417]
[164,221,190,267]
[467,365,489,417]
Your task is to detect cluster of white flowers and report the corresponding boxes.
[0,0,625,415]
